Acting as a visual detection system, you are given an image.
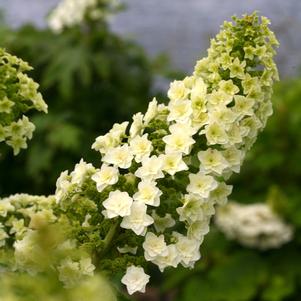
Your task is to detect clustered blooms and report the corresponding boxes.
[48,0,121,33]
[215,201,293,250]
[54,13,279,294]
[0,13,279,296]
[0,194,95,288]
[0,49,47,155]
[0,272,117,301]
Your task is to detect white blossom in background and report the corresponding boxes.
[48,0,121,33]
[215,202,293,250]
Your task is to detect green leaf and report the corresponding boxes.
[262,275,295,301]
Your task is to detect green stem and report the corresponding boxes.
[101,220,120,256]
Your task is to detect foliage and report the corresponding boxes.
[164,229,301,301]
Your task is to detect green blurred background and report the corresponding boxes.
[0,1,300,300]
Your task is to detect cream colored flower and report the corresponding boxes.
[135,155,164,181]
[167,99,193,123]
[130,112,144,138]
[143,232,168,261]
[102,190,133,219]
[175,234,201,268]
[168,80,190,101]
[187,173,218,198]
[91,164,119,192]
[120,202,153,235]
[152,244,180,272]
[152,212,176,233]
[161,152,188,176]
[133,180,162,207]
[102,144,133,169]
[129,134,153,163]
[121,266,150,295]
[198,148,228,175]
[71,159,95,185]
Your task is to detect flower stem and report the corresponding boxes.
[102,220,120,255]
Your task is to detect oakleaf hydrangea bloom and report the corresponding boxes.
[0,49,47,155]
[48,0,122,33]
[53,12,279,294]
[215,202,293,250]
[1,13,279,295]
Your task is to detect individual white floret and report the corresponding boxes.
[190,77,207,99]
[198,148,229,175]
[91,164,119,192]
[129,134,153,163]
[187,173,218,198]
[109,122,128,141]
[187,220,209,241]
[55,170,72,203]
[121,266,150,295]
[92,133,118,154]
[167,99,193,123]
[9,219,26,237]
[222,146,244,173]
[129,113,144,138]
[207,90,232,106]
[229,57,246,79]
[0,199,15,217]
[161,152,188,176]
[120,202,153,235]
[210,182,233,205]
[203,122,229,145]
[163,130,195,155]
[174,233,201,268]
[152,244,180,272]
[218,80,239,96]
[176,194,206,223]
[168,122,197,136]
[208,106,237,126]
[233,95,255,117]
[71,159,95,185]
[226,124,244,145]
[102,144,133,169]
[135,155,164,181]
[167,80,190,101]
[152,212,176,233]
[102,190,133,219]
[133,180,162,207]
[143,232,168,261]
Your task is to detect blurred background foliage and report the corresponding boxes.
[0,3,301,301]
[0,12,175,196]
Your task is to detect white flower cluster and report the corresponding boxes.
[48,0,120,33]
[215,202,293,250]
[0,49,47,155]
[52,13,280,295]
[0,194,96,287]
[0,194,56,270]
